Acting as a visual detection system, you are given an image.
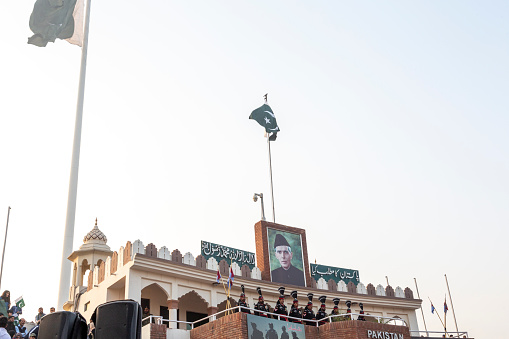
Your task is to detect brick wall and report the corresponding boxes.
[189,313,410,339]
[190,312,247,339]
[319,320,411,339]
[150,323,167,339]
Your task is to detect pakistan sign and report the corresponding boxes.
[310,264,360,286]
[201,240,256,270]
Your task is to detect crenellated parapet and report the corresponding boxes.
[84,239,417,301]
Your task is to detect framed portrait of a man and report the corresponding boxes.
[267,228,306,286]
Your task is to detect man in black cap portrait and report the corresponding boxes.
[271,233,305,286]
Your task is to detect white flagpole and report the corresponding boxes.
[57,0,92,310]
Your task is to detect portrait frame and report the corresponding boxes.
[267,228,306,286]
[254,221,311,287]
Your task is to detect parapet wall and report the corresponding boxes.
[86,239,415,301]
[189,313,410,339]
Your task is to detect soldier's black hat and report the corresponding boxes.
[240,285,245,297]
[359,303,364,310]
[307,293,313,305]
[345,300,351,309]
[257,287,264,300]
[332,298,340,309]
[291,291,298,303]
[318,295,326,307]
[274,234,290,248]
[278,287,285,300]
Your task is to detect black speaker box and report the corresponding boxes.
[38,311,88,339]
[92,300,142,339]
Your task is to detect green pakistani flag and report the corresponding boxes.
[249,104,280,140]
[28,0,79,47]
[15,296,25,309]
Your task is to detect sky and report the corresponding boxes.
[1,0,508,337]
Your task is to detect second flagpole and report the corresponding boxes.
[267,134,275,223]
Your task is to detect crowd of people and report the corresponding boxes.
[0,290,55,339]
[238,285,366,325]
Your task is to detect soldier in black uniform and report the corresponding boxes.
[273,287,288,321]
[238,284,250,314]
[357,303,366,321]
[288,291,302,323]
[254,287,269,317]
[316,295,327,325]
[330,298,341,322]
[302,293,316,326]
[345,300,352,320]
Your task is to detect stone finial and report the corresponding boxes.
[327,279,337,291]
[395,286,404,298]
[338,280,348,292]
[386,285,395,297]
[317,277,328,290]
[347,281,357,293]
[356,282,367,294]
[83,219,107,244]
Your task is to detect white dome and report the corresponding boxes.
[83,219,107,244]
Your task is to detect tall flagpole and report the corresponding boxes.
[413,278,429,337]
[445,274,459,334]
[267,135,275,223]
[57,0,92,310]
[264,94,276,223]
[0,207,11,290]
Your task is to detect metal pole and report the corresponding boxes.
[385,276,389,286]
[445,274,459,334]
[259,194,266,221]
[414,278,429,337]
[267,135,275,223]
[57,0,92,311]
[0,207,11,289]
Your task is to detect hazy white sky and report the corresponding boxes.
[1,1,508,337]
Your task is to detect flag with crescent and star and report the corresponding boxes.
[249,104,280,140]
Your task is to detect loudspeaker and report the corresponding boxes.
[92,300,142,339]
[38,311,88,339]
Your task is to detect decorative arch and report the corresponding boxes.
[141,282,170,299]
[178,290,209,307]
[141,283,170,318]
[81,259,90,286]
[178,290,210,329]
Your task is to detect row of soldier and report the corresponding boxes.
[237,286,366,325]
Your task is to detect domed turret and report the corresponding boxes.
[77,218,111,252]
[83,218,107,244]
